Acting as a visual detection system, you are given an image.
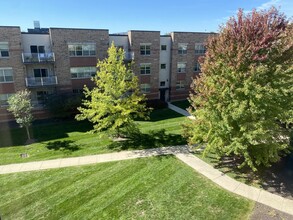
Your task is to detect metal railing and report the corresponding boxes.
[25,76,58,87]
[22,52,55,63]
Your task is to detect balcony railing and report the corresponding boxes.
[25,76,58,87]
[22,52,55,63]
[124,52,134,61]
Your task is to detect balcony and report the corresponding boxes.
[25,76,58,87]
[124,52,134,61]
[22,52,55,63]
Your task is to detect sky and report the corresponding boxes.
[1,0,292,34]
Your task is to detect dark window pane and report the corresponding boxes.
[1,51,9,57]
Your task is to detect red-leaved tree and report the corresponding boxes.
[186,7,293,170]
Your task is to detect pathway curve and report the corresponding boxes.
[0,146,293,215]
[167,102,195,119]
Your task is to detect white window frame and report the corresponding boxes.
[0,68,13,83]
[70,67,96,79]
[177,62,186,73]
[176,81,185,90]
[140,63,151,75]
[140,43,151,56]
[0,93,14,106]
[140,83,151,93]
[160,63,166,69]
[178,43,188,54]
[68,43,96,57]
[195,43,206,54]
[161,45,167,50]
[194,62,201,72]
[0,42,9,58]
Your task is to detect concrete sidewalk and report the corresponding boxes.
[167,102,195,119]
[0,146,187,175]
[0,146,292,215]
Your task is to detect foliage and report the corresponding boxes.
[45,92,82,118]
[7,89,33,140]
[76,43,149,137]
[186,8,293,171]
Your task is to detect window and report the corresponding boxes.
[176,81,185,90]
[178,43,187,54]
[161,45,167,50]
[70,67,96,79]
[0,68,13,83]
[36,91,49,105]
[140,44,151,55]
[195,43,206,54]
[30,45,45,54]
[0,42,9,57]
[0,93,13,106]
[160,81,165,87]
[34,69,48,78]
[194,62,201,72]
[68,43,96,56]
[161,64,166,69]
[140,63,151,75]
[177,62,186,73]
[140,84,151,93]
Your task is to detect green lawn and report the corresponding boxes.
[0,156,253,219]
[0,108,187,165]
[171,99,190,110]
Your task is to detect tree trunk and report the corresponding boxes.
[25,125,31,140]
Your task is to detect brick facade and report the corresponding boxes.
[128,31,161,100]
[0,25,216,122]
[49,28,109,92]
[0,26,25,121]
[170,32,212,101]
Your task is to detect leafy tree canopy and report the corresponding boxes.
[76,43,149,137]
[186,8,293,170]
[8,89,33,140]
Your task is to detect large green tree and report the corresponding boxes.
[186,8,293,170]
[8,89,34,141]
[76,43,149,137]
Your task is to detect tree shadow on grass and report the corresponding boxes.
[195,151,293,199]
[258,153,293,199]
[107,129,186,151]
[0,119,92,148]
[45,140,80,155]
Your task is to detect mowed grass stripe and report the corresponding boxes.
[28,162,125,220]
[0,156,253,220]
[0,109,185,165]
[76,157,174,219]
[39,162,148,219]
[9,163,132,219]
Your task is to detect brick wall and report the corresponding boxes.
[49,28,109,93]
[169,32,215,101]
[0,26,25,93]
[128,31,160,100]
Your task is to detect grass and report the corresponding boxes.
[0,108,187,165]
[171,99,190,110]
[0,156,254,219]
[194,151,261,187]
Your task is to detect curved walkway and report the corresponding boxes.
[0,146,292,215]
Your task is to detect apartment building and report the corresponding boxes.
[0,23,215,122]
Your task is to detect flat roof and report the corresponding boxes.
[49,27,108,31]
[0,26,20,28]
